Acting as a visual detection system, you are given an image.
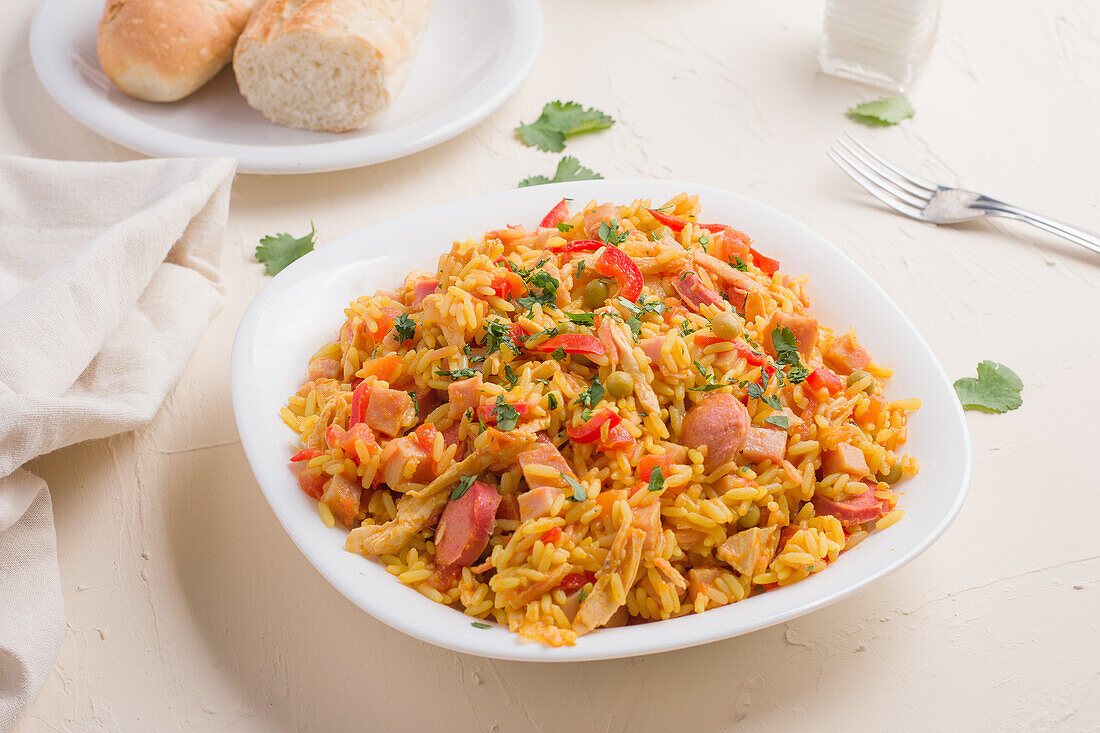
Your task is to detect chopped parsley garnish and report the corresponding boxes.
[516,100,615,153]
[515,268,560,313]
[391,312,416,342]
[484,319,518,355]
[625,317,643,339]
[680,319,699,336]
[699,234,710,246]
[575,378,605,409]
[576,260,587,276]
[953,361,1023,413]
[550,346,566,361]
[770,326,810,384]
[689,360,724,391]
[408,391,420,417]
[547,393,559,410]
[492,396,521,431]
[471,622,492,629]
[578,588,589,603]
[463,343,486,363]
[762,393,782,410]
[731,256,749,272]
[503,364,520,388]
[597,219,629,246]
[519,156,603,188]
[255,223,316,275]
[764,414,790,430]
[556,222,573,232]
[563,474,588,502]
[565,312,595,327]
[647,466,665,492]
[451,474,478,501]
[617,295,665,318]
[436,367,477,381]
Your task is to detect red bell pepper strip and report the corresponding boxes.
[806,367,844,393]
[749,247,780,275]
[350,381,373,425]
[599,423,635,452]
[549,239,603,254]
[731,339,766,367]
[490,270,525,299]
[566,409,621,443]
[540,526,563,544]
[559,571,597,591]
[290,448,322,463]
[413,423,440,453]
[539,198,570,228]
[526,333,607,357]
[592,245,643,302]
[509,323,527,347]
[647,208,689,232]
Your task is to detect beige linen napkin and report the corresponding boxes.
[0,156,236,730]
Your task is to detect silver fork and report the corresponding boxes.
[829,133,1100,256]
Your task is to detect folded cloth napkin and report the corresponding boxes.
[0,156,236,730]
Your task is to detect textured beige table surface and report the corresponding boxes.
[4,1,1099,730]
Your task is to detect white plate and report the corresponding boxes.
[29,0,543,174]
[230,180,972,661]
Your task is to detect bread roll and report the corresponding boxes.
[98,0,257,103]
[233,0,433,133]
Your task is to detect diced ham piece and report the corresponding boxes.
[517,441,576,490]
[297,469,327,500]
[435,481,502,567]
[307,357,341,381]
[821,442,870,478]
[762,311,819,358]
[672,271,725,312]
[378,436,435,491]
[640,336,666,364]
[680,392,751,470]
[687,567,722,599]
[411,277,439,309]
[365,387,414,437]
[717,525,779,577]
[813,486,890,527]
[740,426,787,464]
[518,486,561,522]
[824,332,871,375]
[632,502,663,550]
[320,473,362,528]
[496,493,520,521]
[447,375,483,422]
[583,203,619,238]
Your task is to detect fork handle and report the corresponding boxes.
[974,200,1100,256]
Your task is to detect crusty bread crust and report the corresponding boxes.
[98,0,257,103]
[233,0,433,132]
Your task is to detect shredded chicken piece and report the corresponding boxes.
[716,525,780,577]
[692,250,764,295]
[508,564,570,609]
[601,317,661,415]
[573,517,646,635]
[345,428,535,556]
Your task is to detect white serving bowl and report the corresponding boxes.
[230,180,971,661]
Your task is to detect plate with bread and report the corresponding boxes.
[29,0,543,174]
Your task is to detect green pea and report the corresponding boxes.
[606,371,634,399]
[877,462,903,484]
[710,311,742,340]
[737,504,761,529]
[846,370,875,393]
[583,279,610,309]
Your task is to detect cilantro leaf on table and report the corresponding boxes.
[953,361,1023,413]
[518,156,603,188]
[847,96,915,126]
[516,101,615,152]
[255,224,316,275]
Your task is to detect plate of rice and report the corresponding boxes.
[230,180,971,661]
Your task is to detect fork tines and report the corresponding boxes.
[829,133,936,218]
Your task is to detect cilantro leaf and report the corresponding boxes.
[503,364,520,389]
[484,320,518,355]
[547,392,559,410]
[436,367,477,381]
[471,622,492,629]
[953,361,1023,413]
[493,396,521,431]
[625,317,643,339]
[648,466,665,492]
[518,156,603,188]
[408,391,420,418]
[770,326,809,385]
[597,219,628,246]
[575,378,605,409]
[255,224,316,275]
[451,474,479,501]
[771,326,798,355]
[392,312,416,343]
[732,256,749,272]
[550,346,566,361]
[556,222,573,232]
[516,101,615,152]
[563,474,588,502]
[764,414,790,430]
[565,312,595,327]
[847,96,915,126]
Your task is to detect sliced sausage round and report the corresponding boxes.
[680,392,750,470]
[434,481,501,567]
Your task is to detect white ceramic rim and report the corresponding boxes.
[230,179,973,661]
[28,0,544,174]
